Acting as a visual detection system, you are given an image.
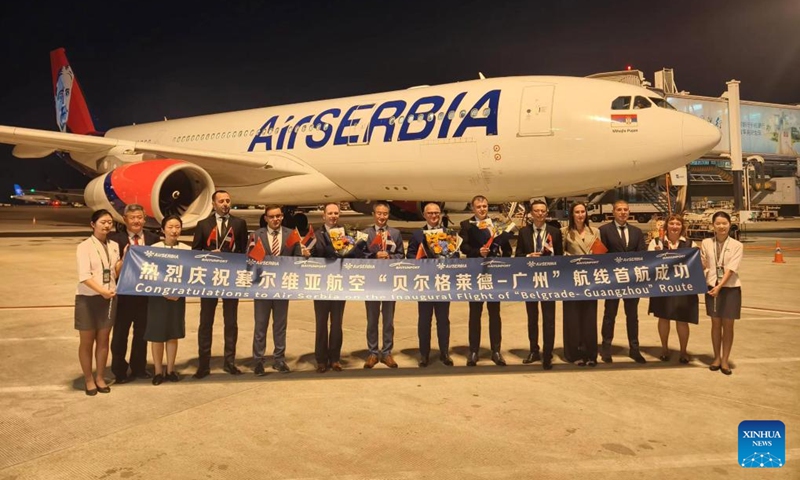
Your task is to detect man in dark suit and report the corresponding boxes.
[598,199,648,364]
[406,202,454,367]
[312,202,362,373]
[191,190,249,378]
[249,205,309,376]
[361,201,405,369]
[108,204,160,383]
[515,199,564,370]
[459,195,512,366]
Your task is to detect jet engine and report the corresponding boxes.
[84,159,215,229]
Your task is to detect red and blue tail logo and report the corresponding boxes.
[50,48,99,135]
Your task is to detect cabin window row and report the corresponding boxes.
[172,107,493,143]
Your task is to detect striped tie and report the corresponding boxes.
[271,230,280,256]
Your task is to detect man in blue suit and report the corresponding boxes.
[361,201,405,368]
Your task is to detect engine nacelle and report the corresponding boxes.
[84,159,215,229]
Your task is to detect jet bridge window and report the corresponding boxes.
[611,96,631,110]
[633,96,652,109]
[649,97,676,110]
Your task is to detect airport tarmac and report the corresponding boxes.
[0,208,799,479]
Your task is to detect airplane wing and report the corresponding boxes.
[0,125,311,182]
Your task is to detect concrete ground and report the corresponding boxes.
[0,220,798,478]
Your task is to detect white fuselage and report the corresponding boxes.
[105,76,720,205]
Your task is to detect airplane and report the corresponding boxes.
[0,48,721,229]
[9,183,84,206]
[10,184,51,205]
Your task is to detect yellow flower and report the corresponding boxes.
[433,245,442,254]
[436,232,447,240]
[332,240,344,250]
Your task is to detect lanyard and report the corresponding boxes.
[714,237,729,269]
[90,236,111,270]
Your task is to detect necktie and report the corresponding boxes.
[619,226,627,251]
[535,228,542,252]
[132,234,140,245]
[271,230,280,256]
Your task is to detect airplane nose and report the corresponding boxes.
[682,115,721,158]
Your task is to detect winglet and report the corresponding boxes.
[50,48,99,135]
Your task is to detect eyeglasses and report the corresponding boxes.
[425,212,441,216]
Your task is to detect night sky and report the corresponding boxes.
[1,0,798,195]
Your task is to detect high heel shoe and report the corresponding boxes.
[85,386,97,396]
[96,385,111,394]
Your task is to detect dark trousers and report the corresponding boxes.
[418,301,450,358]
[525,301,556,361]
[111,295,149,378]
[563,300,598,362]
[314,300,346,364]
[468,301,502,352]
[601,298,640,351]
[198,297,239,369]
[365,301,395,356]
[253,299,289,363]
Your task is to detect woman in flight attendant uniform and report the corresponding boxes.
[700,211,743,376]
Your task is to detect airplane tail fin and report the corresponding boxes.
[13,184,23,196]
[50,48,99,135]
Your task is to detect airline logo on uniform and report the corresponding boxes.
[611,114,637,127]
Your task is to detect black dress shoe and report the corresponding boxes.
[491,351,507,366]
[709,364,721,372]
[152,374,164,386]
[629,351,647,364]
[466,351,478,367]
[439,354,454,366]
[193,369,211,379]
[134,371,152,379]
[601,345,613,363]
[166,372,180,382]
[418,356,429,368]
[720,367,733,376]
[85,386,98,396]
[543,359,553,370]
[223,363,242,375]
[115,375,133,384]
[272,362,291,374]
[522,352,541,364]
[254,362,266,376]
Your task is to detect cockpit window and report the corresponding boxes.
[611,96,631,110]
[633,96,652,109]
[649,97,676,110]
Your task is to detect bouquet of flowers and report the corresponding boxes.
[474,216,518,252]
[329,226,368,257]
[421,228,462,259]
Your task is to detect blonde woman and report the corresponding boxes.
[647,214,699,364]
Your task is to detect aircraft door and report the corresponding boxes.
[518,85,554,136]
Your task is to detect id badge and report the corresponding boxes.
[716,266,724,281]
[102,269,111,284]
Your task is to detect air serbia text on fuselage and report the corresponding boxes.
[247,89,500,152]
